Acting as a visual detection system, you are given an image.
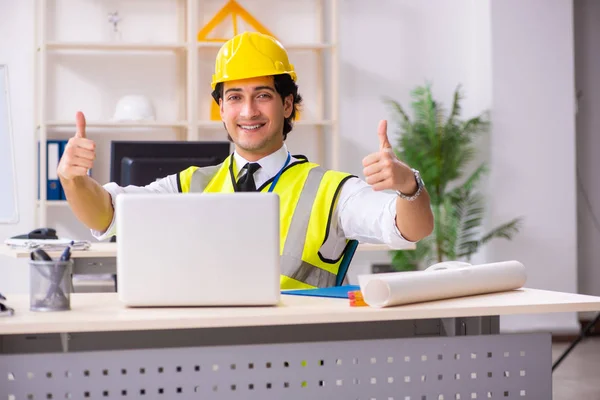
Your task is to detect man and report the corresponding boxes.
[57,32,433,289]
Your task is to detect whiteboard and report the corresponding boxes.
[0,65,19,223]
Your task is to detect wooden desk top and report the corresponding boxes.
[0,242,414,260]
[1,288,599,335]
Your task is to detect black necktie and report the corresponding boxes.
[237,162,261,192]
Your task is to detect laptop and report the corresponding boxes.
[115,192,281,307]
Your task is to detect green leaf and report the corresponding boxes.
[453,189,485,257]
[440,198,459,260]
[461,113,490,140]
[460,163,488,194]
[383,97,412,126]
[446,84,463,128]
[457,217,524,258]
[479,218,524,244]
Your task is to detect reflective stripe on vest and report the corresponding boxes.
[288,260,337,288]
[279,166,336,288]
[189,164,222,192]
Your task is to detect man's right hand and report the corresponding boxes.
[57,111,96,181]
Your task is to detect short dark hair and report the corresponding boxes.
[211,74,303,140]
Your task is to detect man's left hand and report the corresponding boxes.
[362,119,417,194]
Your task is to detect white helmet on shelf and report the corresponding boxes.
[112,95,156,121]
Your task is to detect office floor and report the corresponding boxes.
[552,336,600,399]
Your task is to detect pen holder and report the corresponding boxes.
[29,259,73,311]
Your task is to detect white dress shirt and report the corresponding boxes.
[91,144,415,248]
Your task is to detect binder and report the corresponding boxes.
[282,285,360,299]
[46,140,61,200]
[59,140,67,199]
[38,140,63,201]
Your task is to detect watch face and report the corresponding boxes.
[413,169,424,186]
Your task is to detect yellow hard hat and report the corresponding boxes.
[211,31,297,90]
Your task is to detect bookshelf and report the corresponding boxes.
[34,0,339,228]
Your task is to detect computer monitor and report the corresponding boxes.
[110,141,231,186]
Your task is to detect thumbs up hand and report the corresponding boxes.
[362,119,417,194]
[57,111,96,181]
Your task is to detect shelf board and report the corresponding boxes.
[197,42,333,51]
[286,43,334,51]
[45,41,334,52]
[37,200,69,207]
[43,121,188,129]
[197,120,333,128]
[44,42,188,52]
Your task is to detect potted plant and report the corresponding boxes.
[383,83,523,271]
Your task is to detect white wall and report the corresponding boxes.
[574,0,600,299]
[487,0,579,334]
[0,0,583,334]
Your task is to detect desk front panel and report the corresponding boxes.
[1,328,550,400]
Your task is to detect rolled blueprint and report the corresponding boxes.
[357,260,526,308]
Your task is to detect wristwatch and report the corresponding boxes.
[396,168,424,201]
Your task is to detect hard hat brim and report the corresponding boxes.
[211,71,297,90]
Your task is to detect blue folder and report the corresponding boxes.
[58,140,67,200]
[282,285,360,299]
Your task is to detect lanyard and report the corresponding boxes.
[268,152,291,193]
[229,152,291,193]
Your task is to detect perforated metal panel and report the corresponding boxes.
[1,333,550,400]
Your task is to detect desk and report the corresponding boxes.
[2,288,600,399]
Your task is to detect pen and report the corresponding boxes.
[59,241,73,261]
[31,248,52,261]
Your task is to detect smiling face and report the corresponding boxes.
[219,76,293,161]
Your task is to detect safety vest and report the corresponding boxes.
[177,155,357,290]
